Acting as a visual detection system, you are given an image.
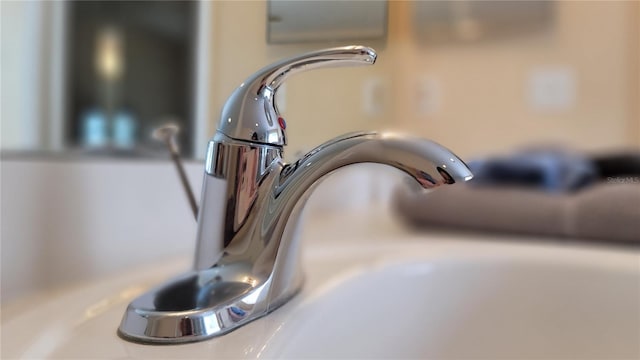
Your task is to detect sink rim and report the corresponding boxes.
[2,236,638,359]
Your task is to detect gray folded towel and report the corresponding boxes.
[393,182,639,244]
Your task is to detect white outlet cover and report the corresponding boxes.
[528,67,576,112]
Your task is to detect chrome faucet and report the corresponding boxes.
[118,46,473,344]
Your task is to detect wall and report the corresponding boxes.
[0,159,202,303]
[1,1,45,149]
[634,2,640,145]
[207,1,639,160]
[1,1,67,151]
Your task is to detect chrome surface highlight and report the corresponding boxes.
[118,46,473,344]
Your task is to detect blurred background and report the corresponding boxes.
[1,1,639,303]
[2,0,638,159]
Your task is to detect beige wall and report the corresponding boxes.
[633,0,640,145]
[208,1,639,160]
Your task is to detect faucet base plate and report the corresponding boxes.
[117,268,299,344]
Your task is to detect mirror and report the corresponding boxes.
[68,1,197,156]
[267,0,387,44]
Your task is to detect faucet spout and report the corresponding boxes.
[277,131,473,199]
[198,131,472,272]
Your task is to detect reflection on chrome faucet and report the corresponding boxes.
[118,46,473,344]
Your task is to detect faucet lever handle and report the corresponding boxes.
[259,45,377,91]
[217,46,377,147]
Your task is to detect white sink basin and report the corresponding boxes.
[262,248,639,359]
[2,232,639,359]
